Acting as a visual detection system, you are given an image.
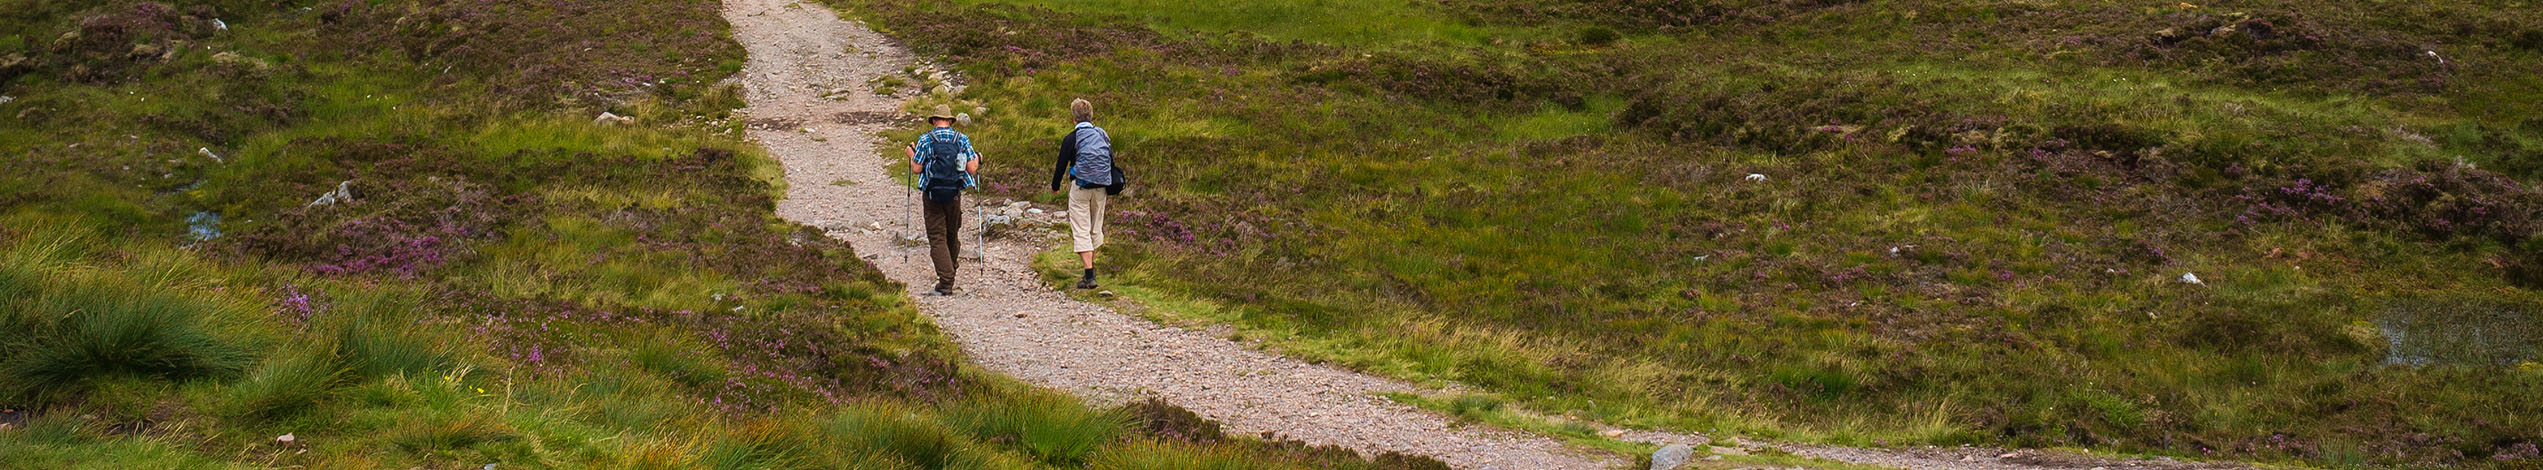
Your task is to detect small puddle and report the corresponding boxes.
[187,211,222,241]
[2376,297,2540,367]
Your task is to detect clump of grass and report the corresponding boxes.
[629,330,728,389]
[0,242,263,403]
[942,391,1129,465]
[1090,440,1259,470]
[823,401,980,469]
[219,346,346,420]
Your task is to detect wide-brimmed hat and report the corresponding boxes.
[926,105,956,122]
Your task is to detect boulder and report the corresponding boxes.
[1650,444,1696,470]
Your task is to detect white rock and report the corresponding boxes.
[1744,173,1767,182]
[305,181,353,207]
[2179,272,2204,285]
[274,433,296,444]
[593,112,633,126]
[212,19,228,31]
[198,147,224,163]
[0,96,13,105]
[1027,208,1044,214]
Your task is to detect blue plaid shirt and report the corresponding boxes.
[911,127,979,188]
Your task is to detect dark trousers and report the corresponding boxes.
[923,197,962,287]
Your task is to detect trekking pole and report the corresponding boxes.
[903,159,914,264]
[975,204,988,262]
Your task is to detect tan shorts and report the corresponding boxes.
[1068,186,1107,253]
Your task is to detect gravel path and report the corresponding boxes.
[723,0,1619,468]
[718,1,2264,469]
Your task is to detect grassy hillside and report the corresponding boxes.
[843,0,2543,467]
[0,1,1445,468]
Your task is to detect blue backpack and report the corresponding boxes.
[922,131,966,203]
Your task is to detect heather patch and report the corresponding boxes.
[853,0,2543,465]
[318,0,740,107]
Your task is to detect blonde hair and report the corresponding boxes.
[1070,98,1093,123]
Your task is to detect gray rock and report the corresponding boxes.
[1651,444,1695,470]
[306,181,354,207]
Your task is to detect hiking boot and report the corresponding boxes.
[933,282,955,296]
[1074,274,1098,290]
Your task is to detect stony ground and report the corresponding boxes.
[719,1,2266,469]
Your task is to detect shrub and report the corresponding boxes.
[1577,26,1619,47]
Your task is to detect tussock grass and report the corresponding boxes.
[943,391,1131,465]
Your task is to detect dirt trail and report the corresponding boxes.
[718,1,2256,469]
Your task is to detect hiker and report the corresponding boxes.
[909,104,979,295]
[1051,98,1122,289]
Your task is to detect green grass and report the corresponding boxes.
[849,0,2543,467]
[0,1,1444,469]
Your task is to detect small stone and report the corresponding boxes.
[1098,290,1116,297]
[274,433,297,444]
[594,112,634,126]
[1711,445,1749,456]
[1744,173,1767,182]
[1014,311,1027,318]
[1997,452,2020,459]
[1598,429,1626,438]
[305,181,354,207]
[1650,444,1696,470]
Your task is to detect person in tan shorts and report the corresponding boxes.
[1050,98,1117,289]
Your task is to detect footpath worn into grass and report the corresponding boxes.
[733,0,1623,467]
[750,0,2280,469]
